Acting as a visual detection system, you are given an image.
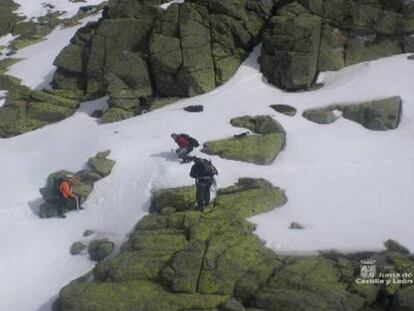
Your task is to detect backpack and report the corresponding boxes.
[53,177,65,197]
[180,133,199,148]
[200,159,218,177]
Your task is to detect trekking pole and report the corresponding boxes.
[75,197,80,211]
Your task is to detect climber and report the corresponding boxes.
[189,158,218,210]
[55,176,82,218]
[171,133,199,163]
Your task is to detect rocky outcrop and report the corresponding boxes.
[261,0,414,90]
[88,239,115,262]
[202,115,286,165]
[270,104,297,116]
[0,85,81,138]
[52,0,276,122]
[55,180,414,311]
[38,151,115,218]
[55,178,287,310]
[0,0,20,37]
[302,96,402,130]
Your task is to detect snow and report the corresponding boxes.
[0,33,16,61]
[0,11,414,311]
[0,90,7,107]
[160,0,185,10]
[6,14,101,90]
[13,0,104,20]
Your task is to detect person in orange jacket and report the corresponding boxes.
[57,176,82,218]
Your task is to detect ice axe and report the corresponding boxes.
[75,196,80,211]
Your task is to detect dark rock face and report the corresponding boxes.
[261,0,414,90]
[55,180,414,311]
[38,151,115,218]
[52,0,276,122]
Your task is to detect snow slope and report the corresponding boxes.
[13,0,104,20]
[0,11,414,311]
[6,14,101,90]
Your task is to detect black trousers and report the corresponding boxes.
[196,179,212,209]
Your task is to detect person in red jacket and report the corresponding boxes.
[171,133,194,163]
[57,176,82,218]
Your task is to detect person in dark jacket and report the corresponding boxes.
[171,133,194,163]
[190,158,218,209]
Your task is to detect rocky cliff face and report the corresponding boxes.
[53,0,276,122]
[51,0,414,123]
[261,0,414,90]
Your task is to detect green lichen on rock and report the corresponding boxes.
[0,0,20,37]
[52,0,276,122]
[0,85,81,138]
[56,180,414,310]
[0,58,21,74]
[303,97,402,131]
[261,10,322,90]
[341,96,402,131]
[261,0,413,91]
[56,179,287,310]
[38,151,116,218]
[270,104,297,117]
[70,242,87,255]
[230,115,284,134]
[203,134,285,165]
[203,115,285,165]
[302,107,340,124]
[88,239,115,262]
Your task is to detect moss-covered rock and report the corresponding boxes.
[385,239,410,255]
[270,104,297,117]
[151,185,196,212]
[203,115,286,165]
[51,0,276,123]
[70,242,87,255]
[0,0,20,37]
[88,239,115,262]
[203,133,285,165]
[341,96,402,131]
[57,280,229,311]
[261,0,413,91]
[0,85,81,138]
[230,115,284,134]
[302,107,340,124]
[303,97,402,131]
[56,179,414,310]
[261,11,322,90]
[56,179,286,310]
[101,107,134,123]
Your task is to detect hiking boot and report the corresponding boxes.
[57,214,66,219]
[78,206,85,210]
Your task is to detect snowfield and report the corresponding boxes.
[13,0,104,20]
[1,4,414,311]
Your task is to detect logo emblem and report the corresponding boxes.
[360,259,376,279]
